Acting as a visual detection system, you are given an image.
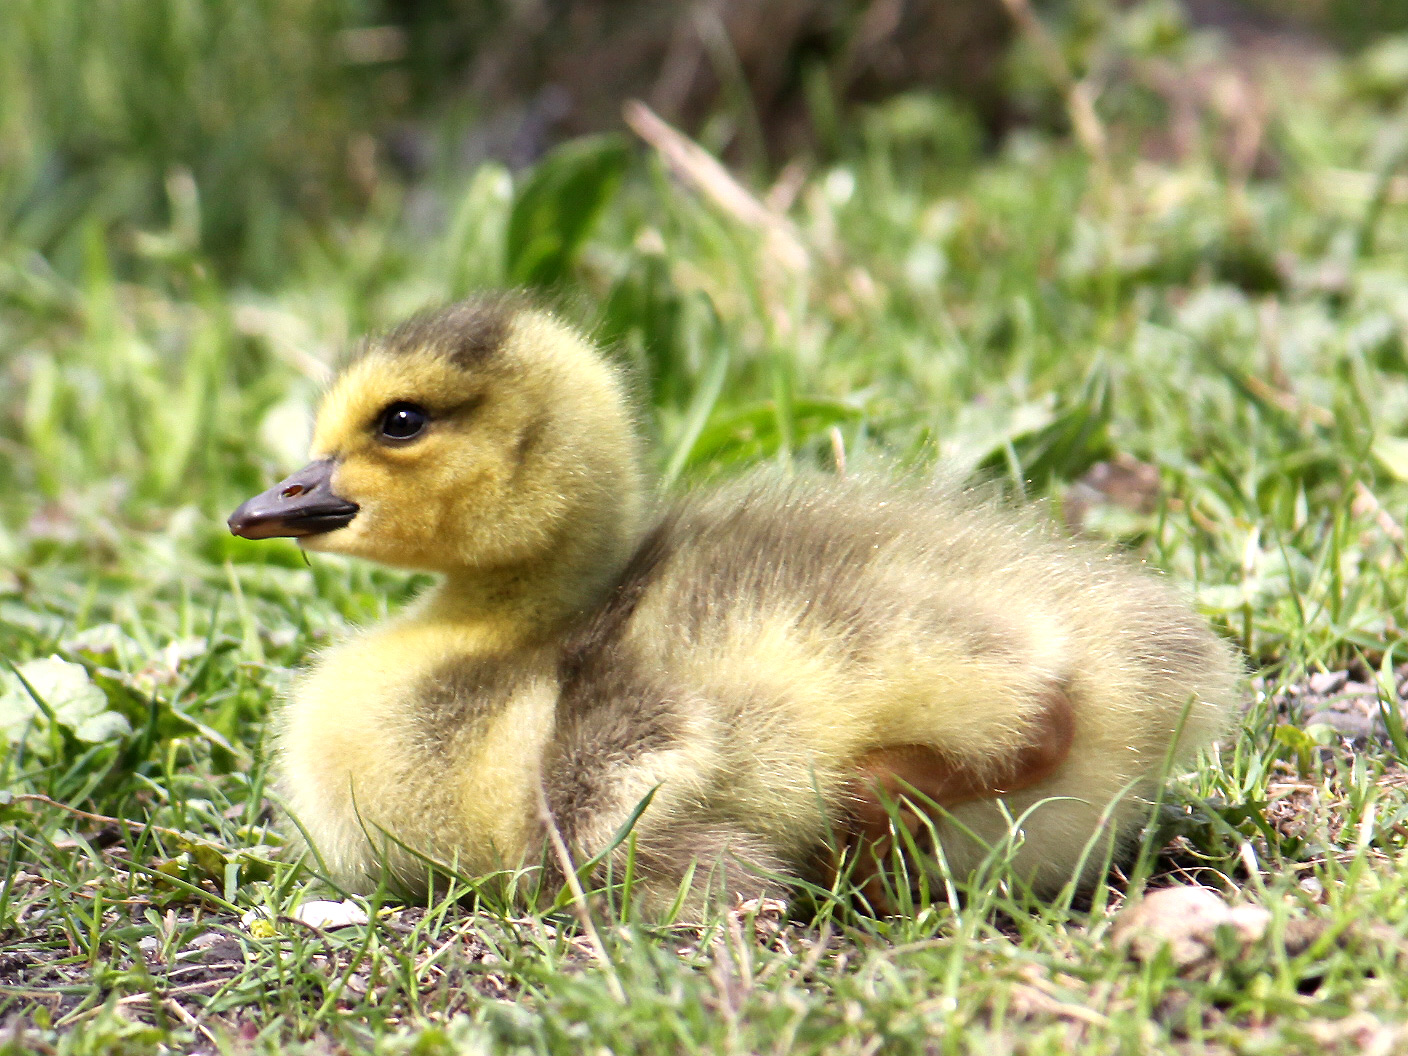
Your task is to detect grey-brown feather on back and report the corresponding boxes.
[410,653,543,758]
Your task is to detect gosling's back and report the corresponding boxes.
[541,474,1241,906]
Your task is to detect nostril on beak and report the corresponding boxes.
[229,458,354,540]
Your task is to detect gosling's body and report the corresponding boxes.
[233,297,1242,916]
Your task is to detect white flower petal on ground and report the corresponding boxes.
[240,900,370,934]
[290,900,370,929]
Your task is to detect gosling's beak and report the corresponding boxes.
[227,459,359,540]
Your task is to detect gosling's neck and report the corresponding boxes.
[414,499,645,648]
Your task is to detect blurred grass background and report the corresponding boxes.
[10,0,1408,1049]
[8,0,1408,664]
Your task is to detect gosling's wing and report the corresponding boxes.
[538,472,1240,907]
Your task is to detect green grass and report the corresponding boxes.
[7,1,1408,1051]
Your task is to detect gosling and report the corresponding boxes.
[228,295,1242,917]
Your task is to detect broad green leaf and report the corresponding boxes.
[505,136,630,287]
[1372,434,1408,481]
[686,398,862,470]
[0,656,131,744]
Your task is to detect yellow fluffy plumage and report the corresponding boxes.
[228,295,1242,917]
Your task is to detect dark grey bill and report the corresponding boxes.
[227,459,359,540]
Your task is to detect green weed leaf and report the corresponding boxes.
[1372,434,1408,481]
[0,656,131,745]
[506,136,630,286]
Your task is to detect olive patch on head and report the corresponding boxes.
[377,401,430,443]
[377,295,520,370]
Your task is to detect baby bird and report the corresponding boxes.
[229,295,1242,917]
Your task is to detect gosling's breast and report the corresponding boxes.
[277,623,556,888]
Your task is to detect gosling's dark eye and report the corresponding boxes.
[378,402,429,442]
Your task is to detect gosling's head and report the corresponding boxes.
[229,297,643,577]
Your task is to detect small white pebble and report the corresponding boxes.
[1113,886,1270,967]
[1307,670,1349,695]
